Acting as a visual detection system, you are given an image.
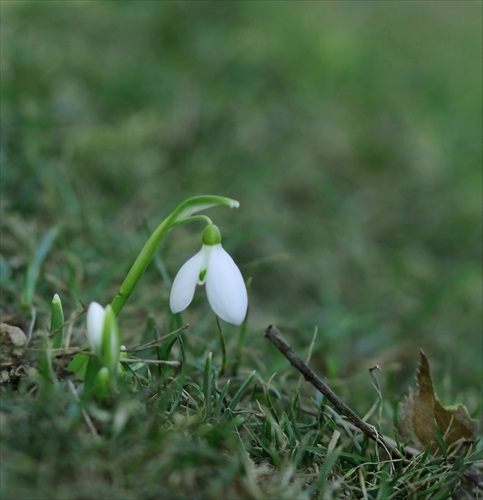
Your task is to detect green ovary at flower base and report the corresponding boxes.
[169,224,248,326]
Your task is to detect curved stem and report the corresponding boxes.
[110,195,239,316]
[172,215,213,228]
[110,216,173,315]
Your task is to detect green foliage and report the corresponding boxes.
[21,228,58,307]
[50,293,64,349]
[1,1,481,498]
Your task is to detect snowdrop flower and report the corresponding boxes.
[86,302,121,372]
[170,225,248,325]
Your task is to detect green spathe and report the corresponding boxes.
[50,293,64,349]
[101,305,121,373]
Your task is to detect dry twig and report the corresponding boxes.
[265,324,408,460]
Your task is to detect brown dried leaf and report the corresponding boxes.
[398,350,479,453]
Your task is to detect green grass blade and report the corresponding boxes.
[22,227,58,306]
[224,370,256,417]
[203,352,213,419]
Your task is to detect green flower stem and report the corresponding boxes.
[110,195,239,316]
[172,215,213,228]
[216,317,227,377]
[232,309,248,376]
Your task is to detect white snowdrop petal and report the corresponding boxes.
[205,245,248,325]
[86,301,106,354]
[169,250,204,314]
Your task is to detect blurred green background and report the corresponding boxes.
[1,1,482,401]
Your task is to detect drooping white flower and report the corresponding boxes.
[86,302,121,372]
[170,225,248,325]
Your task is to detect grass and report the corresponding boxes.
[1,1,482,498]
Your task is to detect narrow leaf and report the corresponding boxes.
[22,227,58,306]
[50,293,64,349]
